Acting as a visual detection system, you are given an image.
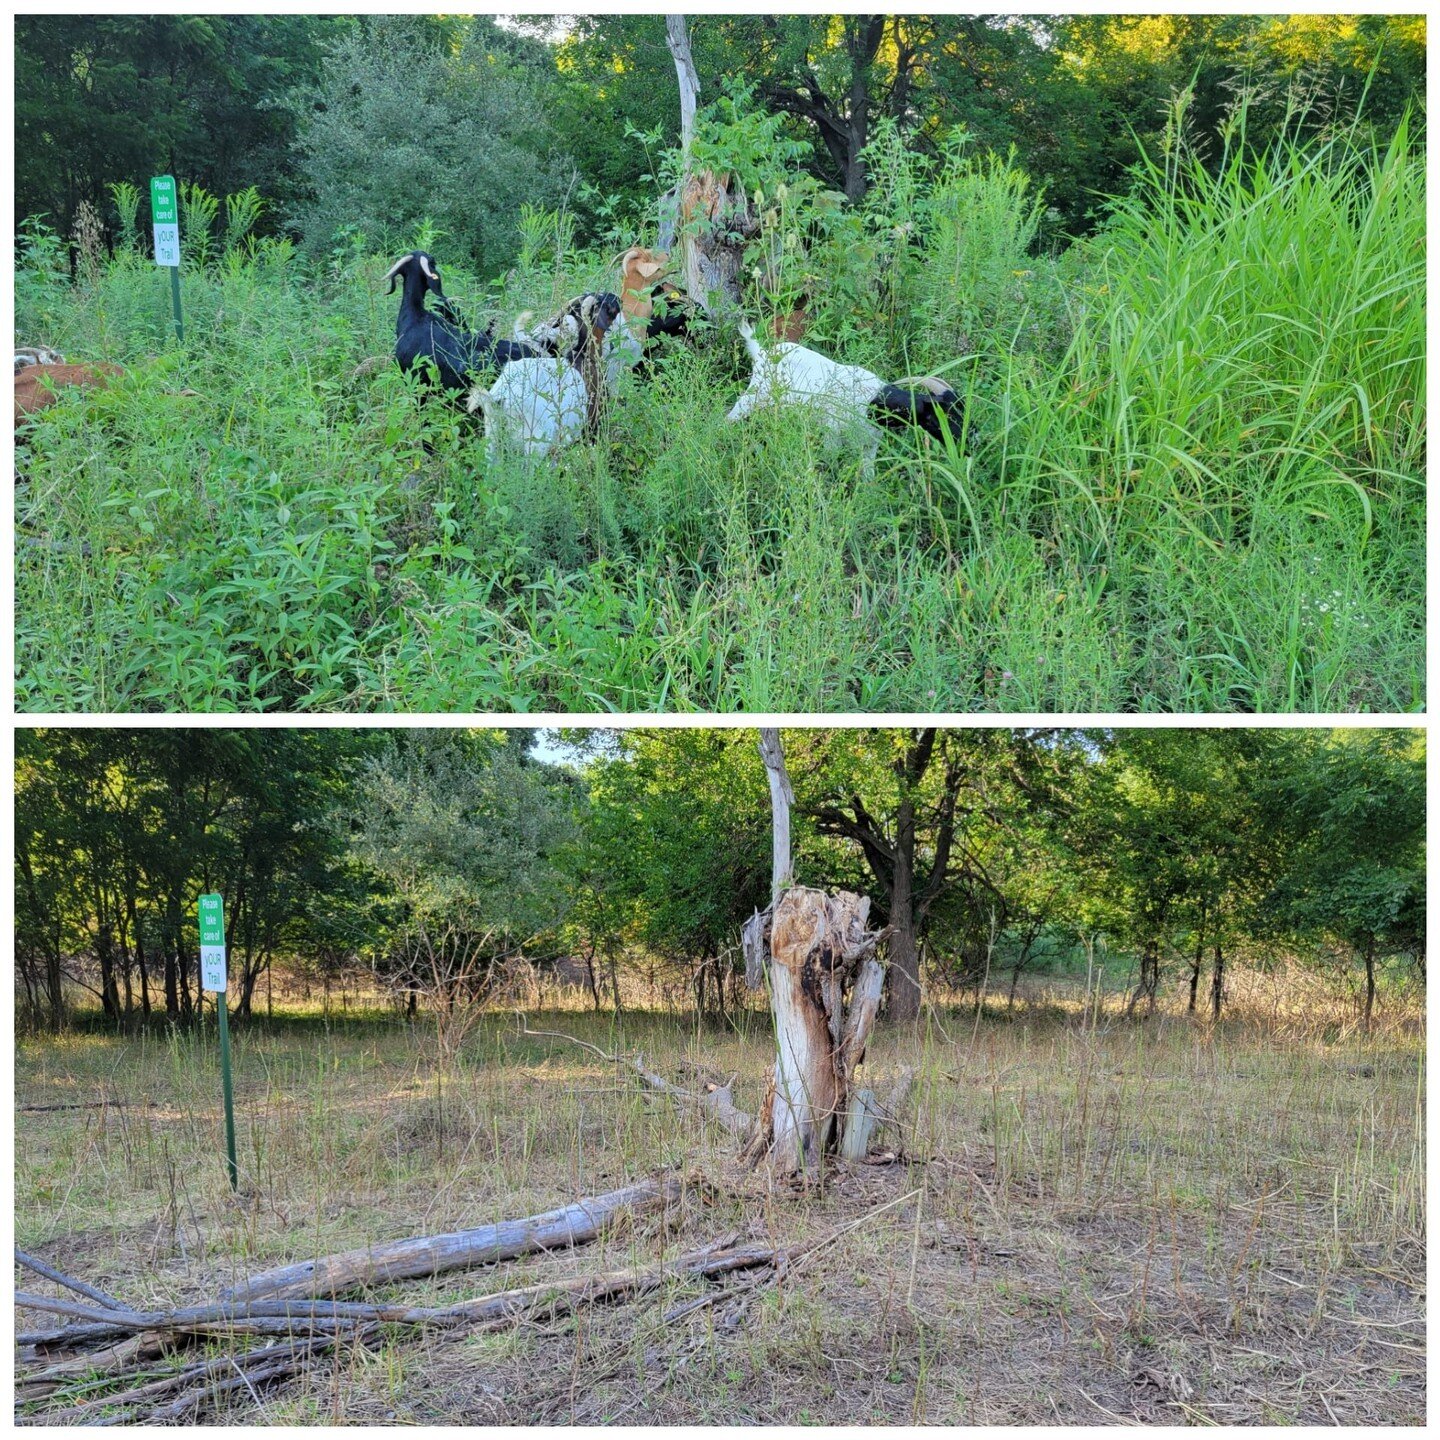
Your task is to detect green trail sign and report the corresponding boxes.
[197,892,238,1191]
[151,175,184,341]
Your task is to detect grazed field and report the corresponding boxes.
[14,996,1425,1425]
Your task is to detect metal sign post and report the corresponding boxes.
[151,175,184,342]
[198,892,238,1191]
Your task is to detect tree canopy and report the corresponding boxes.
[15,726,1423,1033]
[16,13,1424,255]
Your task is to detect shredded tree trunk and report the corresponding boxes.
[662,14,754,314]
[743,730,896,1177]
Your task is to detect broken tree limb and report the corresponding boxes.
[15,1242,779,1343]
[222,1176,683,1304]
[14,1247,128,1312]
[514,1016,755,1137]
[839,1066,914,1160]
[631,1055,754,1136]
[743,904,770,991]
[14,1236,780,1425]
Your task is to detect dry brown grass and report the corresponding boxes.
[13,989,1425,1425]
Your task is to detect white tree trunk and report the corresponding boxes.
[666,15,699,164]
[759,727,793,900]
[662,14,751,315]
[748,732,897,1177]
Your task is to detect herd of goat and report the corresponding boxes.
[14,247,964,466]
[385,247,965,465]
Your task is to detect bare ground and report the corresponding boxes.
[13,998,1425,1424]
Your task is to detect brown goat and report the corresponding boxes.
[14,362,123,427]
[619,245,670,321]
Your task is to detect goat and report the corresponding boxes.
[618,246,700,356]
[15,362,124,428]
[512,292,624,437]
[15,346,65,373]
[465,357,588,459]
[725,317,963,464]
[384,251,536,394]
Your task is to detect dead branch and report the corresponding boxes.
[14,1234,779,1425]
[515,1016,755,1136]
[224,1175,684,1303]
[14,1248,128,1312]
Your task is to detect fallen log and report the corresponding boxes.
[223,1175,682,1303]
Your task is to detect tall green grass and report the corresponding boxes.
[15,121,1423,712]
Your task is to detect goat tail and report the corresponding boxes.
[735,314,765,366]
[511,311,535,343]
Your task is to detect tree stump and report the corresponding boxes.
[742,887,892,1176]
[662,14,755,315]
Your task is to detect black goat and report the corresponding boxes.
[384,251,535,393]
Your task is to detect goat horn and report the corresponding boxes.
[381,256,409,284]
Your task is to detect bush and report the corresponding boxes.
[289,16,576,272]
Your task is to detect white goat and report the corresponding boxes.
[466,357,588,459]
[725,318,964,468]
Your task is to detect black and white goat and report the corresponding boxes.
[384,251,536,393]
[512,291,625,436]
[725,317,964,467]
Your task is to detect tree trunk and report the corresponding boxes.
[886,834,921,1022]
[1210,939,1225,1021]
[746,730,894,1176]
[96,923,120,1021]
[662,14,753,314]
[744,887,891,1176]
[583,945,601,1013]
[1127,938,1159,1018]
[46,950,65,1033]
[759,728,794,902]
[1188,910,1206,1014]
[1362,938,1376,1032]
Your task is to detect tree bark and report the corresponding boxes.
[1210,939,1225,1021]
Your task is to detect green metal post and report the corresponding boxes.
[170,264,184,343]
[216,991,238,1190]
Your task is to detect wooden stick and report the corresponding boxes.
[13,1248,128,1312]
